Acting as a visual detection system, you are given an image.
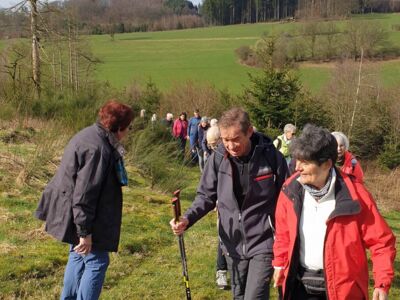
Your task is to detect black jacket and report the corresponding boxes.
[35,123,124,252]
[184,132,288,259]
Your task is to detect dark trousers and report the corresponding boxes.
[177,137,186,157]
[225,253,273,300]
[293,281,327,300]
[216,242,227,271]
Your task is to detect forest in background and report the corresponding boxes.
[1,0,400,39]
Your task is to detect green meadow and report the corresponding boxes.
[1,14,399,93]
[90,13,400,94]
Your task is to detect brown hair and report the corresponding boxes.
[219,107,251,134]
[98,100,134,132]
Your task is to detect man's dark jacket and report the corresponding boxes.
[35,123,123,252]
[184,132,288,259]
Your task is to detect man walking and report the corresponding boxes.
[170,107,288,300]
[187,109,201,163]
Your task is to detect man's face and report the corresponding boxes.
[220,124,253,157]
[194,111,199,118]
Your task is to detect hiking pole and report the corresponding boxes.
[172,189,192,300]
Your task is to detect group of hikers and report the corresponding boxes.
[156,109,220,172]
[35,100,395,300]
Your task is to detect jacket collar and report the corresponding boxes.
[283,168,361,220]
[95,122,126,158]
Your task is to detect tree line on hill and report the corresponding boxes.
[0,0,202,39]
[201,0,400,25]
[1,0,400,39]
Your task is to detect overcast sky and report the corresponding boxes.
[0,0,203,8]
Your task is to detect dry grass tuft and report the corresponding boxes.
[0,242,17,254]
[0,206,14,223]
[363,161,400,211]
[26,224,49,241]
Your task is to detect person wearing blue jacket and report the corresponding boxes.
[187,109,201,163]
[197,116,210,173]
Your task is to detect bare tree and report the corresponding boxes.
[28,0,41,99]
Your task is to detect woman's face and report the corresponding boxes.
[180,114,185,120]
[116,124,132,141]
[295,159,332,189]
[285,130,295,140]
[336,138,346,159]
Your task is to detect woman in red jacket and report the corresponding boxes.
[331,131,364,183]
[173,112,188,157]
[273,124,395,300]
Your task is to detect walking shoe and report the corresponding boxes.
[216,270,228,289]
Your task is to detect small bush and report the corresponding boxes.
[0,101,17,121]
[391,24,400,31]
[235,46,253,62]
[378,144,400,169]
[126,124,188,192]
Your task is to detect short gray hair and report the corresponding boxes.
[210,118,218,127]
[284,123,296,133]
[206,126,221,149]
[331,131,349,150]
[219,107,251,134]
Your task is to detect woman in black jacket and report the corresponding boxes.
[36,100,133,300]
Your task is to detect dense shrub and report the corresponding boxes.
[241,67,301,130]
[161,81,238,119]
[238,20,399,67]
[378,144,400,169]
[125,80,161,118]
[126,123,188,192]
[235,46,254,62]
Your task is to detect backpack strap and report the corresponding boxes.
[275,137,282,151]
[213,149,225,175]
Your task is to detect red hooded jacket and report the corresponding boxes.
[172,119,188,139]
[273,170,396,300]
[338,151,364,183]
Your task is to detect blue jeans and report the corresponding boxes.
[60,247,110,300]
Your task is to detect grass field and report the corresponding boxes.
[0,14,399,94]
[89,13,400,94]
[0,124,399,299]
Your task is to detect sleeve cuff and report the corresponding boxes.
[76,224,91,237]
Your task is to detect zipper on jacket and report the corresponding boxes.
[239,212,247,256]
[323,221,331,300]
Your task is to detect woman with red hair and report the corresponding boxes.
[36,100,133,300]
